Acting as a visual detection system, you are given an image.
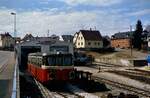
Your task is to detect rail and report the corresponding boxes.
[92,76,150,97]
[11,60,19,98]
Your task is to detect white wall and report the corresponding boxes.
[147,37,150,47]
[85,40,103,48]
[75,32,85,48]
[0,36,15,48]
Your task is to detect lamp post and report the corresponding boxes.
[11,12,17,38]
[130,25,133,57]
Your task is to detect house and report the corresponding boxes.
[61,35,73,43]
[22,33,60,42]
[147,34,150,51]
[14,37,21,43]
[50,34,59,40]
[111,31,134,49]
[22,33,34,41]
[0,32,15,48]
[73,30,103,49]
[146,28,150,51]
[102,36,111,48]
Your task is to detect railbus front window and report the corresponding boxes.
[63,56,72,66]
[46,54,72,66]
[47,56,56,66]
[56,56,62,66]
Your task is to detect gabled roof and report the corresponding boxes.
[0,32,12,38]
[112,31,134,39]
[147,32,150,37]
[145,25,150,33]
[62,35,73,42]
[22,34,34,41]
[79,30,102,41]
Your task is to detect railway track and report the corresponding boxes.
[34,79,67,98]
[93,62,123,67]
[34,79,79,98]
[107,69,150,84]
[127,68,150,75]
[92,76,150,98]
[34,79,84,98]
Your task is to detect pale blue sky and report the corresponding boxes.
[0,0,149,37]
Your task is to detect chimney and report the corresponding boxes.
[90,28,92,31]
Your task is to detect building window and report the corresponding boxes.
[78,42,80,45]
[88,42,91,45]
[97,42,100,45]
[95,42,97,45]
[81,37,82,40]
[78,37,80,40]
[81,42,83,45]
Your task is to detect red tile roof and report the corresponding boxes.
[80,30,102,41]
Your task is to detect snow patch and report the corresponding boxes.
[120,59,130,66]
[67,84,99,98]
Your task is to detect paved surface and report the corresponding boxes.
[0,51,15,98]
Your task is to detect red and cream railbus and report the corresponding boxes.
[27,52,74,83]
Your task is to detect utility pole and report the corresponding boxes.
[94,26,96,30]
[47,29,49,37]
[130,25,133,57]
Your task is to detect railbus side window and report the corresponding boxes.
[36,57,38,66]
[33,57,35,65]
[29,57,31,63]
[36,57,39,66]
[28,57,30,63]
[43,56,47,65]
[31,57,33,64]
[29,57,31,64]
[39,58,42,66]
[32,57,34,64]
[37,58,39,66]
[38,58,40,66]
[30,57,32,64]
[37,57,40,66]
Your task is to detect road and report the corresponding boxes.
[0,51,15,98]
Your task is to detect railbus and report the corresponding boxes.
[27,52,75,83]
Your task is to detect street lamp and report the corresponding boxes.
[11,12,17,38]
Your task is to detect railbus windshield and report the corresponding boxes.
[46,54,72,66]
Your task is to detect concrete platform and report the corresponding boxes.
[0,51,15,98]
